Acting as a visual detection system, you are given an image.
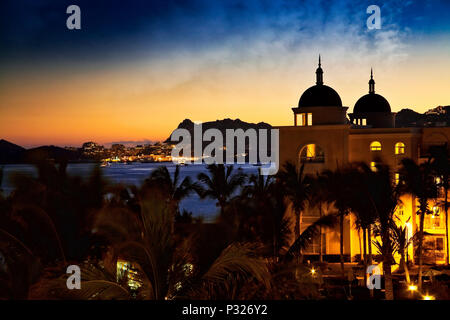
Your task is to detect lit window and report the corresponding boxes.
[395,142,405,155]
[370,162,378,172]
[306,144,316,158]
[300,144,325,163]
[370,141,382,151]
[394,173,400,185]
[425,212,443,229]
[307,113,313,126]
[356,118,367,126]
[297,113,306,126]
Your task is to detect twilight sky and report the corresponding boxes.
[1,0,450,147]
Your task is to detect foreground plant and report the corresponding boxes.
[30,185,270,300]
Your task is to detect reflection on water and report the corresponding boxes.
[0,163,259,222]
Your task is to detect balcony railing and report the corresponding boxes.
[300,156,325,163]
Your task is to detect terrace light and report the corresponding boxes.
[408,284,417,292]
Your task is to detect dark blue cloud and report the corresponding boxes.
[1,0,449,68]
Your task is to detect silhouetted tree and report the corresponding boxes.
[400,158,438,290]
[277,162,312,263]
[194,164,246,222]
[321,166,353,276]
[430,144,449,265]
[31,186,270,300]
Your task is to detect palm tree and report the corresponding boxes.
[285,213,339,260]
[321,166,353,276]
[0,166,3,198]
[277,162,312,262]
[360,163,400,300]
[145,165,193,207]
[400,158,438,290]
[194,164,246,221]
[0,226,41,299]
[144,165,193,229]
[29,260,133,300]
[237,170,291,259]
[430,144,449,265]
[31,185,270,300]
[0,161,109,297]
[309,173,330,262]
[345,164,378,293]
[390,218,414,284]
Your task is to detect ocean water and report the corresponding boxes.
[0,163,259,222]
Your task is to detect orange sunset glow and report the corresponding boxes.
[1,1,450,147]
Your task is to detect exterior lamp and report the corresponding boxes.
[432,206,440,215]
[311,268,316,276]
[423,295,435,300]
[408,285,417,292]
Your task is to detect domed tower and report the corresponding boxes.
[349,69,395,128]
[292,56,348,126]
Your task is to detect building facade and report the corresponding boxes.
[277,58,450,264]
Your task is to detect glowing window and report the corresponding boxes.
[394,173,400,185]
[362,119,367,126]
[300,144,324,163]
[370,161,378,172]
[297,113,306,126]
[370,141,382,151]
[306,144,316,157]
[397,204,404,216]
[297,113,313,126]
[425,212,444,229]
[395,142,405,155]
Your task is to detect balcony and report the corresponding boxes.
[300,156,325,163]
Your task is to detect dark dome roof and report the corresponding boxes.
[298,85,343,108]
[354,93,391,113]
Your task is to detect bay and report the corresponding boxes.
[0,163,259,222]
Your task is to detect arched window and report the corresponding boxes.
[370,161,378,172]
[299,144,325,163]
[370,141,382,151]
[395,142,405,155]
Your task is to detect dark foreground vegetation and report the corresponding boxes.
[0,148,448,300]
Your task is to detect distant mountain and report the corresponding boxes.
[0,140,81,164]
[165,118,273,161]
[23,146,80,163]
[166,118,272,143]
[396,106,449,127]
[0,139,26,164]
